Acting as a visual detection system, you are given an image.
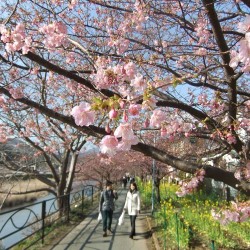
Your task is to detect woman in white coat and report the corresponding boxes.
[123,182,141,239]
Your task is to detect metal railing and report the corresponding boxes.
[0,185,98,250]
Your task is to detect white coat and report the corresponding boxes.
[124,190,140,216]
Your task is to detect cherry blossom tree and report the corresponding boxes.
[77,148,173,203]
[76,153,123,190]
[0,102,88,211]
[0,0,249,210]
[76,150,149,189]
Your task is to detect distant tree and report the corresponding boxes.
[0,111,88,212]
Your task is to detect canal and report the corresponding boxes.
[0,182,97,249]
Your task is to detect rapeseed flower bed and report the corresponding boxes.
[138,180,250,250]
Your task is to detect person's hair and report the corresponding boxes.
[130,182,138,191]
[106,180,113,186]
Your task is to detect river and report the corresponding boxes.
[0,182,98,249]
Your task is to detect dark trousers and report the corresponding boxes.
[102,210,113,232]
[129,215,137,236]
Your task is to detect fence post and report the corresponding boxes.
[211,240,216,250]
[175,213,180,250]
[163,204,167,250]
[91,186,94,204]
[82,189,84,213]
[41,201,46,244]
[67,193,70,222]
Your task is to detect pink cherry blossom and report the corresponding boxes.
[130,74,146,92]
[114,123,134,139]
[245,100,250,110]
[68,0,78,9]
[238,15,250,33]
[92,67,117,89]
[150,109,166,128]
[195,48,207,56]
[109,108,118,119]
[229,50,240,68]
[212,201,250,224]
[0,95,5,104]
[195,17,211,45]
[117,138,138,151]
[66,52,76,64]
[226,132,237,144]
[142,97,156,110]
[0,23,32,54]
[239,118,250,131]
[100,135,118,156]
[124,62,136,80]
[245,167,250,180]
[230,16,250,73]
[9,87,24,99]
[0,25,11,43]
[144,117,150,128]
[114,123,139,150]
[71,102,95,126]
[161,128,167,137]
[128,104,141,116]
[234,161,250,181]
[5,43,15,53]
[105,124,111,133]
[39,21,67,50]
[119,100,126,109]
[122,110,128,122]
[31,67,39,75]
[176,169,206,197]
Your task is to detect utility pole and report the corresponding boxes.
[151,131,156,214]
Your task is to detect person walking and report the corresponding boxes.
[122,175,127,189]
[123,182,140,239]
[99,181,118,237]
[129,175,135,184]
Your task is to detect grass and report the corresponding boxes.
[0,178,49,209]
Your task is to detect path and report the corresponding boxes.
[49,189,153,250]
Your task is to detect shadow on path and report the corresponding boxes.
[50,189,152,250]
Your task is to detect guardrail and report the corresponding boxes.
[0,185,98,250]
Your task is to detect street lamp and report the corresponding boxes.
[151,131,156,214]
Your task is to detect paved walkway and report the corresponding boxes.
[51,189,152,250]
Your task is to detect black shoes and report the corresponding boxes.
[129,235,133,239]
[103,231,107,237]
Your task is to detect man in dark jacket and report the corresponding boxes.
[99,181,118,237]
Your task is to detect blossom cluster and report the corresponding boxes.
[39,21,68,51]
[229,15,250,72]
[100,123,138,155]
[195,17,211,45]
[71,102,95,126]
[149,110,194,138]
[0,23,32,54]
[91,59,144,91]
[9,87,24,99]
[176,169,206,197]
[211,201,250,224]
[211,129,237,145]
[70,100,139,155]
[105,0,148,54]
[234,161,250,181]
